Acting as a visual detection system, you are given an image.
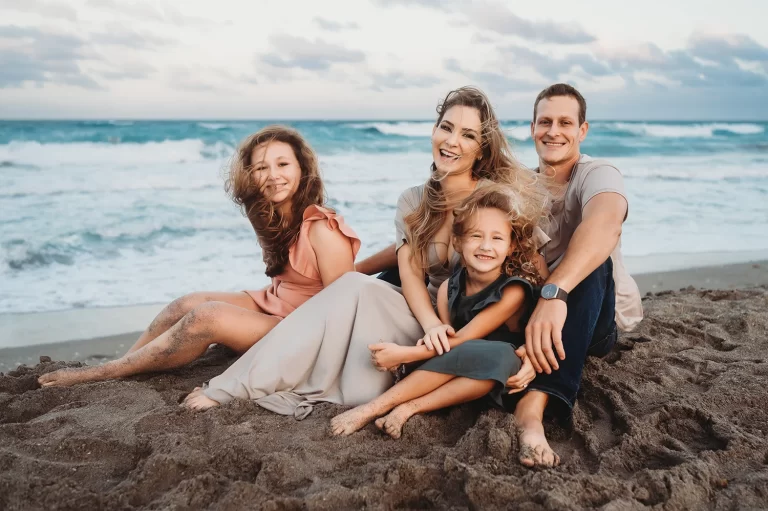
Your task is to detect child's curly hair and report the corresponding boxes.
[451,180,549,285]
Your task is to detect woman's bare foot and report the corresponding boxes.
[516,416,560,468]
[38,366,108,388]
[330,403,380,436]
[183,392,220,411]
[374,402,417,439]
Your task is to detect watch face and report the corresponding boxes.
[541,284,557,299]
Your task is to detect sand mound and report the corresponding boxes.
[1,287,767,510]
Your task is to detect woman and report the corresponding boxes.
[38,126,360,387]
[183,86,549,419]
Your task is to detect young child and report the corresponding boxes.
[331,181,549,437]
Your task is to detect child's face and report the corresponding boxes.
[460,208,514,275]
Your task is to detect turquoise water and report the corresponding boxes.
[1,120,767,313]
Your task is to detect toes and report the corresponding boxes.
[374,418,386,430]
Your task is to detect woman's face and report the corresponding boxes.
[251,141,302,207]
[432,105,483,176]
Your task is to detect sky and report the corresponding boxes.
[1,0,767,120]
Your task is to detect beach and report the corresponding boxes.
[1,259,767,510]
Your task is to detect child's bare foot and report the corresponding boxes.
[374,402,417,439]
[38,366,106,388]
[183,391,220,411]
[516,416,560,468]
[330,403,379,436]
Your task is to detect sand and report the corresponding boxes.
[1,268,768,509]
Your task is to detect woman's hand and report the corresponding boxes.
[415,324,455,355]
[506,346,536,393]
[369,343,412,372]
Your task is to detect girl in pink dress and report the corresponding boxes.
[38,126,360,387]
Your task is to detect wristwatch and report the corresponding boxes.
[540,283,568,303]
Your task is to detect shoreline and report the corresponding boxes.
[1,258,766,371]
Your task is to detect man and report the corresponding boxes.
[511,83,642,468]
[356,83,643,469]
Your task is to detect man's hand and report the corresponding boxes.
[369,343,412,371]
[525,298,567,374]
[506,346,536,393]
[415,324,455,355]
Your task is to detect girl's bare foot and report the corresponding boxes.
[516,416,560,468]
[374,402,417,439]
[330,403,380,436]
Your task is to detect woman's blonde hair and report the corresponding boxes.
[225,125,327,277]
[452,181,548,285]
[404,86,548,270]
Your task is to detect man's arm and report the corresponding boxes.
[526,192,627,374]
[355,243,397,275]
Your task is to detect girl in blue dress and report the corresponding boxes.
[331,181,549,438]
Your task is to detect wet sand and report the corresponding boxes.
[1,264,767,509]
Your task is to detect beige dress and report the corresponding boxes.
[202,188,444,419]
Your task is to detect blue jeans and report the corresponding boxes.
[503,258,618,417]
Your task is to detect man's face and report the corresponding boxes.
[531,96,588,166]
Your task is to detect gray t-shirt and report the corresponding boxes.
[538,154,643,331]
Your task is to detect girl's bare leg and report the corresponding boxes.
[127,292,260,354]
[330,370,455,436]
[38,301,280,387]
[375,377,495,438]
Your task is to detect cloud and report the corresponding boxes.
[443,58,541,95]
[97,61,156,80]
[260,35,365,72]
[465,2,595,45]
[374,0,594,45]
[89,26,172,48]
[168,68,219,92]
[0,0,78,21]
[688,33,768,66]
[314,17,359,32]
[369,71,441,91]
[500,45,612,81]
[602,38,768,89]
[85,0,214,26]
[0,26,102,89]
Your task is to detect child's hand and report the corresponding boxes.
[416,324,455,355]
[507,346,536,393]
[369,343,411,372]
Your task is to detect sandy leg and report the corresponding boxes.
[374,402,418,439]
[514,390,560,468]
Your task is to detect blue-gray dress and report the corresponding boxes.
[416,266,535,407]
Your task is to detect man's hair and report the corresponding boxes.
[533,83,587,126]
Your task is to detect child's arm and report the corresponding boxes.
[400,283,528,365]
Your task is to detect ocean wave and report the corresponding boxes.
[604,122,765,138]
[198,122,230,130]
[349,122,435,137]
[0,139,234,167]
[504,125,531,141]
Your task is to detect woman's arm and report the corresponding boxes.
[355,243,397,275]
[309,220,356,287]
[533,253,550,280]
[398,243,448,325]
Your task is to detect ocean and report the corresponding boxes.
[1,120,767,314]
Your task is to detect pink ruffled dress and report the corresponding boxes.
[245,205,361,318]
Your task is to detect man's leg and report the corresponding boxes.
[510,258,616,467]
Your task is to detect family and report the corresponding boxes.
[38,83,643,469]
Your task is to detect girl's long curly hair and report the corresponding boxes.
[451,181,547,285]
[225,125,327,277]
[404,86,548,270]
